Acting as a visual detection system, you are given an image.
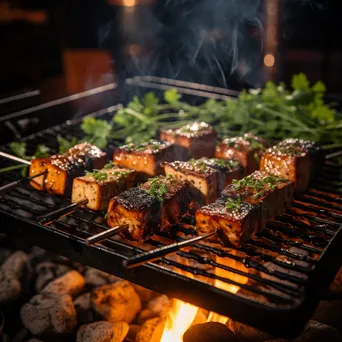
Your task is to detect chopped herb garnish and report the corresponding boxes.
[146,177,168,201]
[85,170,108,181]
[225,196,242,210]
[104,161,114,169]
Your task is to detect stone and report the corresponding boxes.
[313,300,342,331]
[84,268,120,288]
[295,320,342,342]
[183,322,235,342]
[91,281,141,323]
[131,284,155,303]
[76,321,128,342]
[41,270,85,297]
[20,292,77,336]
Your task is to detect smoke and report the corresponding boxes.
[98,0,326,90]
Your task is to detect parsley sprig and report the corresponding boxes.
[146,177,168,201]
[225,196,243,210]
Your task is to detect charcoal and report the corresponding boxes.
[74,292,94,325]
[76,321,128,342]
[226,319,274,341]
[11,328,29,342]
[35,262,71,293]
[91,281,141,323]
[126,325,140,342]
[183,322,235,342]
[329,267,342,296]
[137,294,171,324]
[2,251,29,278]
[135,317,165,342]
[41,270,85,297]
[131,284,155,303]
[20,293,77,336]
[0,248,11,265]
[0,268,21,304]
[84,268,120,288]
[313,300,342,331]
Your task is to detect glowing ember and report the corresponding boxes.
[160,299,198,342]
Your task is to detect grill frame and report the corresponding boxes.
[0,79,342,338]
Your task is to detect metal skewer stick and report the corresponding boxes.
[0,170,47,196]
[0,151,31,165]
[325,150,342,160]
[37,199,89,226]
[122,231,217,269]
[85,225,129,246]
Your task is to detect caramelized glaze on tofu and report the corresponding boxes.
[196,198,258,248]
[260,139,321,194]
[29,143,106,195]
[71,165,137,210]
[197,158,244,193]
[163,160,218,205]
[113,140,175,179]
[160,121,216,159]
[140,176,191,232]
[222,171,294,228]
[216,133,268,175]
[107,187,160,241]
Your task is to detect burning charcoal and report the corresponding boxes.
[183,322,235,342]
[226,319,274,341]
[41,270,85,297]
[146,294,171,315]
[35,262,71,293]
[126,324,140,342]
[20,293,77,336]
[2,251,29,278]
[84,268,120,288]
[0,268,21,304]
[313,300,342,331]
[135,317,166,342]
[76,321,129,342]
[74,292,94,325]
[91,281,141,323]
[131,284,155,303]
[11,328,29,342]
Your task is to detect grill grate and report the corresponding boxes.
[0,82,342,338]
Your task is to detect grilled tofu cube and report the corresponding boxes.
[222,171,294,228]
[260,139,320,194]
[113,140,175,179]
[163,160,218,205]
[216,133,268,175]
[71,166,137,210]
[196,198,258,248]
[160,121,216,160]
[140,176,191,232]
[29,143,106,195]
[107,187,161,241]
[197,158,243,193]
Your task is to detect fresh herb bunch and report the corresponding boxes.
[225,196,243,210]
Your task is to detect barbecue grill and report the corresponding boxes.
[0,77,341,338]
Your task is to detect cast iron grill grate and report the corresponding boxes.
[0,81,341,338]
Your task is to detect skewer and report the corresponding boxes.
[0,151,31,165]
[122,231,217,269]
[37,199,89,226]
[0,170,47,196]
[325,150,342,160]
[85,225,128,246]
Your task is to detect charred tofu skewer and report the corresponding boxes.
[106,175,192,241]
[196,171,294,248]
[163,158,243,205]
[160,121,217,160]
[29,143,107,196]
[113,140,175,180]
[260,139,323,194]
[71,163,137,211]
[38,163,138,225]
[216,133,269,175]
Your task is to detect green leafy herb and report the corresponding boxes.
[81,117,112,149]
[147,177,168,201]
[57,136,80,154]
[225,197,242,210]
[85,170,108,181]
[104,161,114,169]
[9,142,29,160]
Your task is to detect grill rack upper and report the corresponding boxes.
[0,78,341,338]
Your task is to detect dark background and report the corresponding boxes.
[0,0,342,102]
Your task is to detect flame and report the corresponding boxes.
[160,299,198,342]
